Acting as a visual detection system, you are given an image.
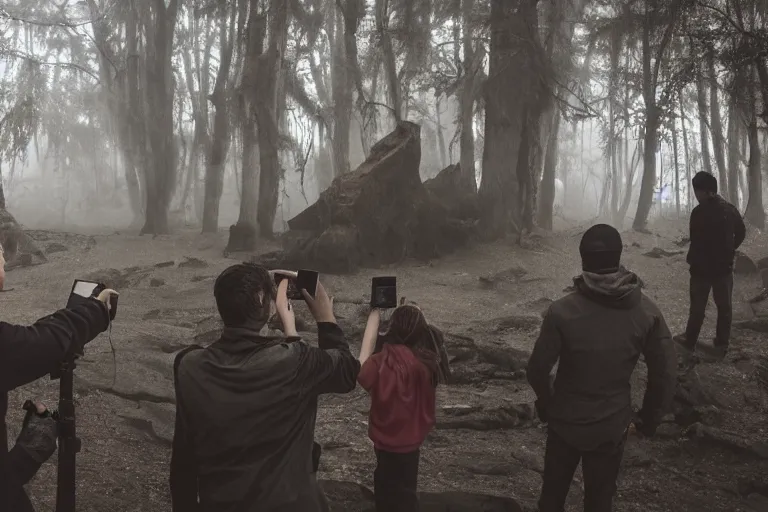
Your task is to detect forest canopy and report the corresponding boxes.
[0,0,764,243]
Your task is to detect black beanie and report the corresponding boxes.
[692,171,717,193]
[579,224,622,274]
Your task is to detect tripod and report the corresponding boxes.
[51,351,80,512]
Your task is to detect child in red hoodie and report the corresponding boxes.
[357,305,451,512]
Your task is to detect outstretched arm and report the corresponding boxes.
[359,310,380,364]
[0,299,109,392]
[298,322,361,396]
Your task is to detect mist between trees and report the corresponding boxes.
[0,0,765,236]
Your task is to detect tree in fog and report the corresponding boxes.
[0,0,765,238]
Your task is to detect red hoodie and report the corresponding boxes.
[357,343,436,453]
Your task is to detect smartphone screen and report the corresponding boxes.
[73,280,99,298]
[297,270,319,298]
[67,279,102,309]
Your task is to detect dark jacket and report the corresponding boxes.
[687,195,746,277]
[170,322,360,512]
[0,299,110,512]
[527,268,677,451]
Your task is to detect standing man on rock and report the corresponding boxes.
[527,224,677,512]
[674,171,746,360]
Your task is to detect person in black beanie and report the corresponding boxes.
[673,171,745,360]
[527,224,677,512]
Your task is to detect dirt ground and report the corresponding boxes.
[4,218,767,512]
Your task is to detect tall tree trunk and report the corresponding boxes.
[672,114,681,218]
[536,109,560,229]
[708,50,729,199]
[435,96,447,168]
[478,0,539,239]
[254,0,288,238]
[744,76,765,228]
[202,7,236,233]
[140,0,182,235]
[695,64,713,176]
[458,0,478,191]
[679,88,692,212]
[726,97,741,207]
[331,7,352,176]
[376,0,401,123]
[634,0,677,231]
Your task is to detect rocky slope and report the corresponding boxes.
[1,223,765,511]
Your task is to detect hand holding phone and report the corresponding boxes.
[274,270,319,301]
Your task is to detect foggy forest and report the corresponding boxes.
[0,0,767,511]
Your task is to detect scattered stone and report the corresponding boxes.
[178,257,208,269]
[493,315,541,332]
[622,441,653,468]
[691,405,722,426]
[84,268,129,289]
[441,405,482,416]
[642,247,684,258]
[509,446,545,473]
[155,261,175,268]
[149,278,165,288]
[735,252,758,274]
[685,423,768,459]
[479,265,528,289]
[45,242,68,254]
[436,403,535,430]
[655,423,683,439]
[744,493,768,511]
[465,460,521,476]
[674,237,690,247]
[735,317,768,334]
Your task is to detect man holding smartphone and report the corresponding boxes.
[0,242,118,511]
[170,263,360,512]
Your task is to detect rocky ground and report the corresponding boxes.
[3,219,767,512]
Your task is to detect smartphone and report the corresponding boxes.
[371,276,397,309]
[274,270,319,300]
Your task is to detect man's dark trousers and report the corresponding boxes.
[538,430,626,512]
[684,273,733,348]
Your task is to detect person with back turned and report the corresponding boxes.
[527,224,677,512]
[170,263,360,512]
[673,171,746,360]
[0,244,117,512]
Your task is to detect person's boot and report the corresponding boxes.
[673,334,695,353]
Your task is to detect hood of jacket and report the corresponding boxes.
[572,266,643,309]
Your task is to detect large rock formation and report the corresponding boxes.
[258,122,477,274]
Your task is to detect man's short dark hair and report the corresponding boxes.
[213,263,275,327]
[692,171,717,194]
